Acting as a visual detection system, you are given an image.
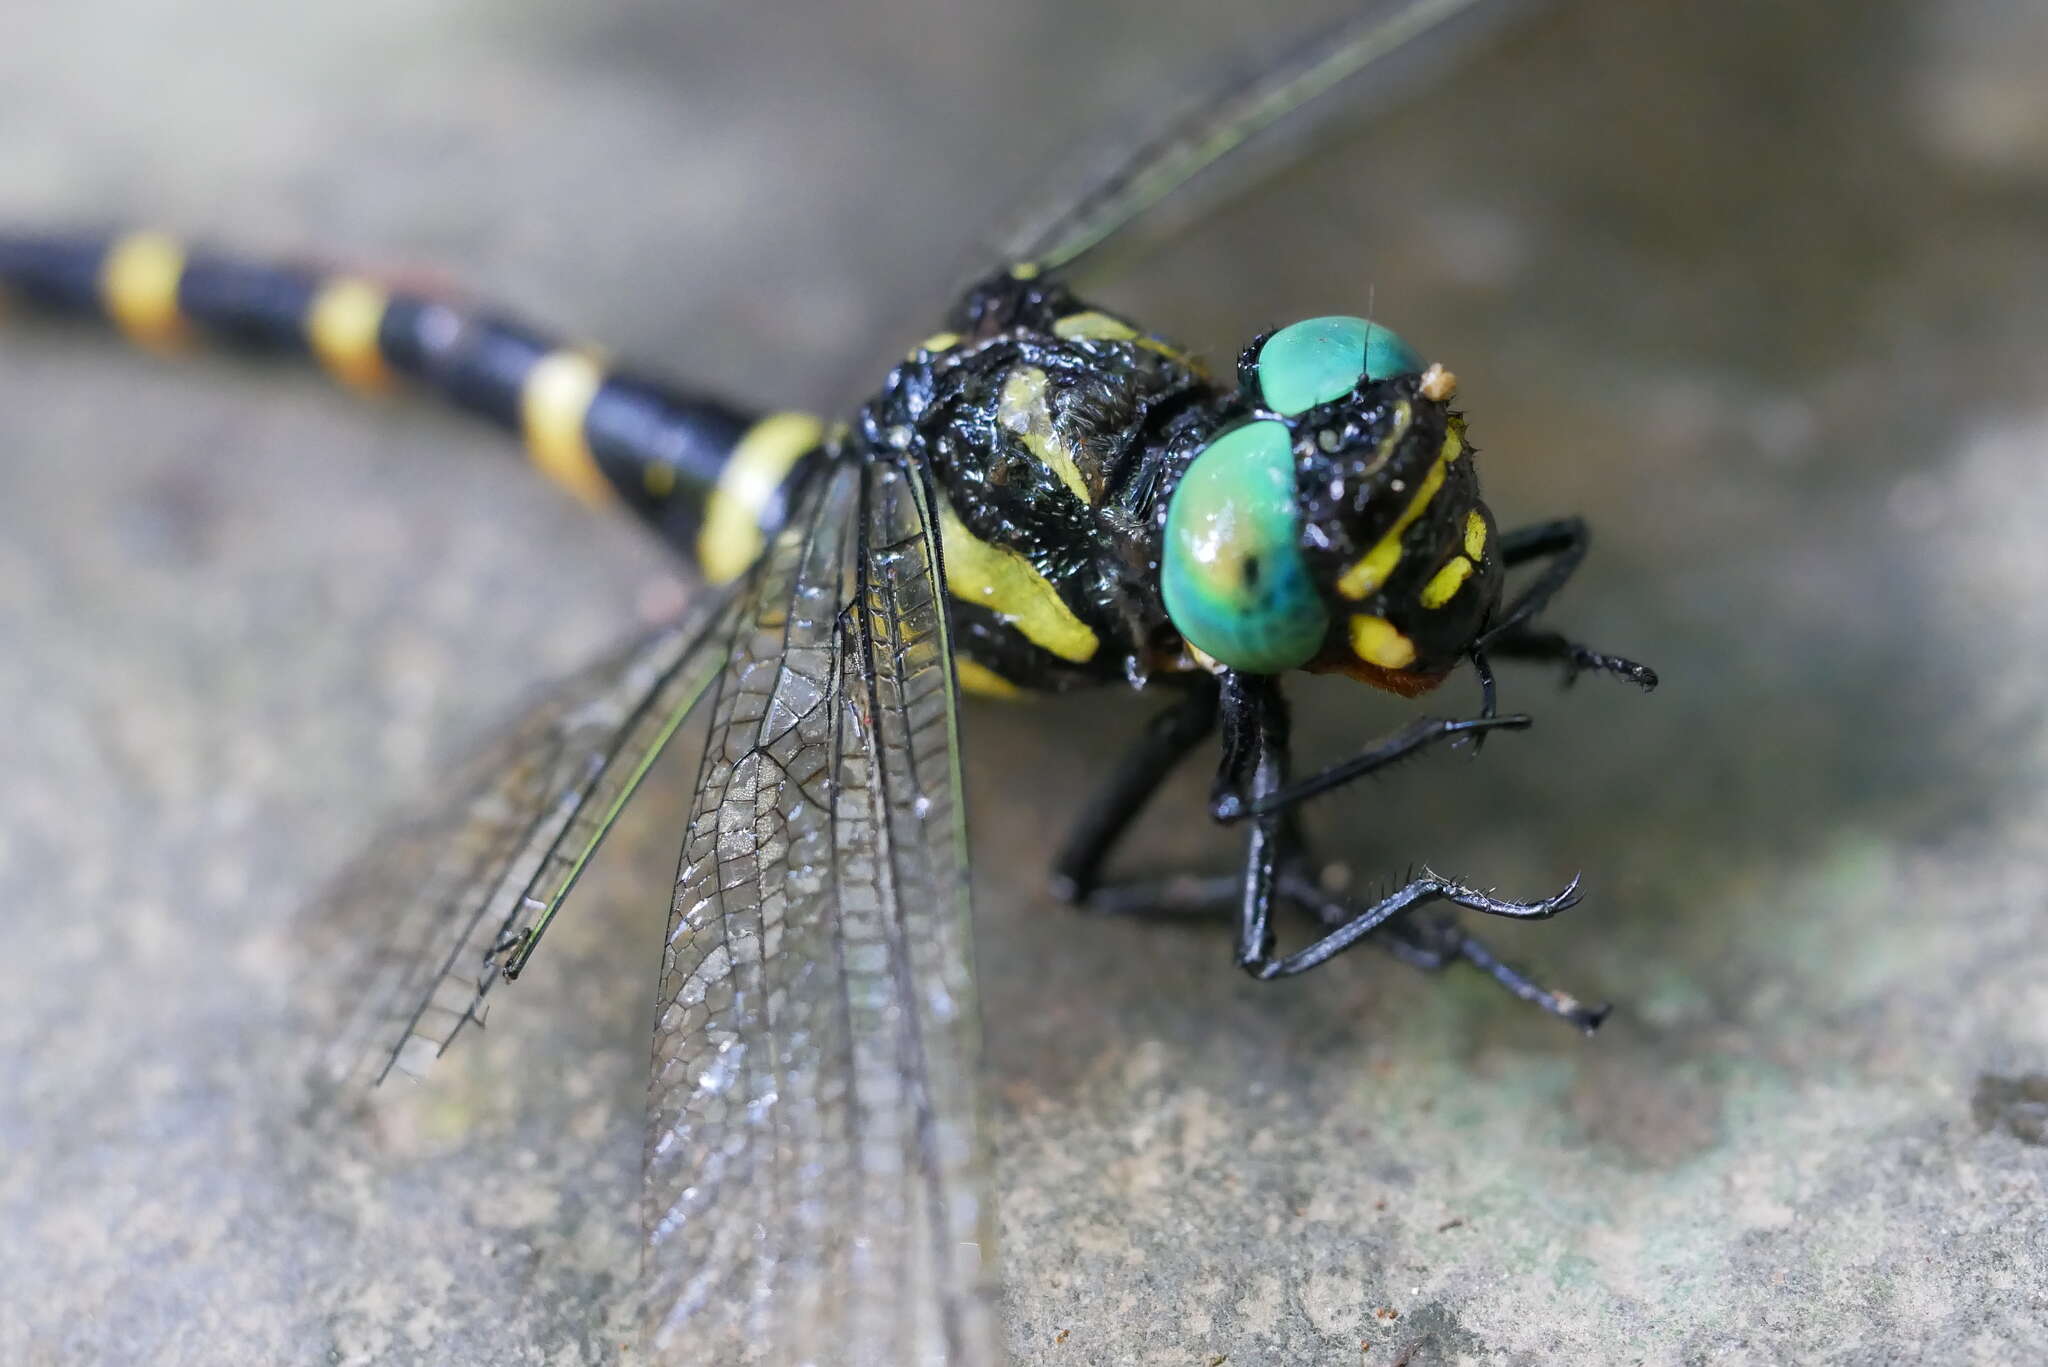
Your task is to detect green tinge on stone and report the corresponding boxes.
[1257,315,1424,415]
[1161,420,1329,674]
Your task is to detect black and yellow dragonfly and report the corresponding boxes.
[0,0,1652,1360]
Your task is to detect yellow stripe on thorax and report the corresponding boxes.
[998,367,1092,504]
[1335,422,1462,601]
[100,232,189,351]
[906,330,959,361]
[955,658,1024,699]
[306,277,393,393]
[698,411,824,585]
[1053,310,1192,364]
[1052,311,1136,343]
[520,350,615,509]
[935,496,1099,664]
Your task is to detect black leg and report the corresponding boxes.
[1063,673,1604,1031]
[1245,864,1583,980]
[1463,645,1501,755]
[1223,673,1290,971]
[1212,676,1598,1027]
[1209,711,1530,824]
[1471,647,1498,721]
[1481,515,1590,644]
[1076,865,1606,1030]
[1355,908,1609,1032]
[1050,678,1219,902]
[1056,673,1301,921]
[1480,516,1658,690]
[1487,628,1658,691]
[1497,516,1586,567]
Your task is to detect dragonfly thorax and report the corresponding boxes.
[860,271,1230,696]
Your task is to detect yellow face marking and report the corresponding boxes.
[936,496,1099,663]
[1463,509,1487,561]
[998,367,1093,505]
[1010,261,1041,280]
[697,411,824,585]
[643,461,678,498]
[1419,555,1474,609]
[306,277,393,393]
[100,232,188,351]
[520,351,614,509]
[1335,431,1454,600]
[1342,397,1412,481]
[954,658,1024,699]
[1349,615,1417,670]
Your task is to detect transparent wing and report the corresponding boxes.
[999,0,1533,275]
[312,599,739,1090]
[642,455,994,1366]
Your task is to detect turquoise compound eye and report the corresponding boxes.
[1161,420,1330,674]
[1257,315,1424,415]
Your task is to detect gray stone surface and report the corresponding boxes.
[4,0,2047,1362]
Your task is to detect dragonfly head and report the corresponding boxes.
[1160,317,1501,695]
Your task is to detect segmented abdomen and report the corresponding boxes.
[0,229,821,582]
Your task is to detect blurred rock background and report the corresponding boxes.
[3,0,2046,1361]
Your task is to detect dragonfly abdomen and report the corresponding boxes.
[0,229,821,584]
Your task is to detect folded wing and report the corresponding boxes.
[643,457,997,1365]
[312,600,738,1090]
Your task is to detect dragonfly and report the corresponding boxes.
[0,0,1655,1361]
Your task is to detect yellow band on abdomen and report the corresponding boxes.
[520,350,614,509]
[698,412,824,585]
[306,277,393,393]
[100,232,188,351]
